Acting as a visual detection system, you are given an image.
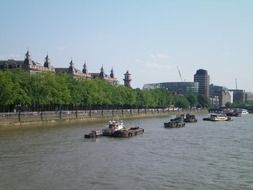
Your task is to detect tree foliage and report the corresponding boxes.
[0,70,207,110]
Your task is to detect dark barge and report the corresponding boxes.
[164,115,186,128]
[84,130,103,138]
[105,127,144,138]
[184,114,197,123]
[84,120,144,138]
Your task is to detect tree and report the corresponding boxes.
[0,70,210,110]
[186,93,198,108]
[174,95,190,109]
[197,94,210,108]
[225,102,232,108]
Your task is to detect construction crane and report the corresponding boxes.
[177,66,183,82]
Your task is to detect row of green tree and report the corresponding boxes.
[225,101,253,112]
[0,70,210,111]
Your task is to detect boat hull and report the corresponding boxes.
[103,127,144,138]
[84,130,103,138]
[184,114,197,123]
[164,122,185,128]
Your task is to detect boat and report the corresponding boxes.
[102,120,124,136]
[225,111,241,117]
[223,108,241,117]
[241,109,249,115]
[102,120,144,137]
[184,114,197,123]
[203,114,232,121]
[164,115,186,128]
[110,127,144,138]
[84,130,103,138]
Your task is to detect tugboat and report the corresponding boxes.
[164,115,185,128]
[184,114,197,123]
[102,120,124,136]
[110,127,144,138]
[102,120,144,138]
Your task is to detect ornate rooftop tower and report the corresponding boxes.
[68,60,75,74]
[110,68,114,78]
[82,61,87,74]
[23,50,32,69]
[123,70,132,88]
[44,54,50,68]
[99,65,105,79]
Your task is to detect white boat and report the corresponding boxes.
[108,120,124,130]
[102,120,124,135]
[209,114,229,121]
[241,109,249,115]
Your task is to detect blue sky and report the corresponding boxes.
[1,0,252,91]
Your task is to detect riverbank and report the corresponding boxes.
[0,108,208,130]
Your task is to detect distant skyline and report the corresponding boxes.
[1,0,252,92]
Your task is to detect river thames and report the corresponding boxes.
[0,114,252,190]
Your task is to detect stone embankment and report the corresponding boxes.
[0,108,207,129]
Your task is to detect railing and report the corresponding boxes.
[0,108,196,123]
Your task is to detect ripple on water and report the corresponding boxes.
[0,115,253,190]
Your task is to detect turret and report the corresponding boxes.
[68,60,75,74]
[82,61,87,74]
[110,68,114,78]
[123,70,132,88]
[99,65,105,79]
[23,50,32,69]
[44,54,50,68]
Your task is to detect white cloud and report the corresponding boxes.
[0,54,23,60]
[150,53,170,60]
[55,45,67,52]
[131,52,183,88]
[145,62,175,70]
[139,52,176,71]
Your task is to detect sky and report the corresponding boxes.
[0,0,252,92]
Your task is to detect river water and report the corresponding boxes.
[0,114,253,190]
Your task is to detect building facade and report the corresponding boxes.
[143,82,199,94]
[194,69,210,97]
[229,89,246,103]
[209,84,233,108]
[0,51,120,85]
[245,92,253,102]
[0,51,55,73]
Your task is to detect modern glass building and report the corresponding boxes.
[229,89,245,103]
[194,69,210,97]
[143,82,199,94]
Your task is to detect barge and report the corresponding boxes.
[105,127,144,138]
[164,115,186,128]
[84,120,144,138]
[84,130,103,138]
[184,114,197,123]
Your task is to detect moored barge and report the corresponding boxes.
[106,127,144,138]
[164,115,186,128]
[84,130,103,138]
[84,120,144,138]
